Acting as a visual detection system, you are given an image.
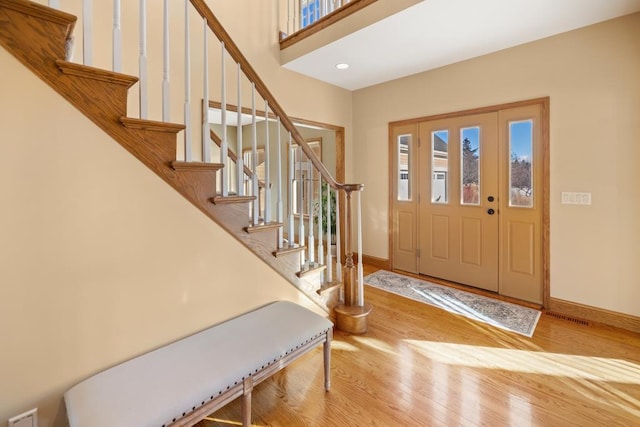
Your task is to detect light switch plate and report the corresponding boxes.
[8,408,37,427]
[561,192,591,205]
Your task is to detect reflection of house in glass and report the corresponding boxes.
[432,131,448,203]
[397,135,410,201]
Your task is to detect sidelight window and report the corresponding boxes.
[431,130,449,204]
[397,134,411,201]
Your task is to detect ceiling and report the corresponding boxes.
[282,0,640,91]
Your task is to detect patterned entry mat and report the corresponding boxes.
[364,270,541,337]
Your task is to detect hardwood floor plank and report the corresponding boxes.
[197,266,640,426]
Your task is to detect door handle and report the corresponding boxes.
[487,208,495,215]
[488,196,495,202]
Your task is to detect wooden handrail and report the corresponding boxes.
[189,0,362,193]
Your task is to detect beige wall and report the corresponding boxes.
[0,0,353,425]
[0,47,323,427]
[352,13,640,317]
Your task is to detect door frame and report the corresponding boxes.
[388,97,550,308]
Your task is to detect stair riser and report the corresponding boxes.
[0,8,70,67]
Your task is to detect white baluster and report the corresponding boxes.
[162,0,170,121]
[299,0,304,29]
[293,0,302,32]
[236,64,244,196]
[287,132,294,244]
[287,0,291,35]
[308,165,315,264]
[139,0,148,119]
[202,19,210,163]
[276,117,283,248]
[264,101,271,223]
[220,42,228,193]
[113,0,122,72]
[336,188,342,279]
[83,0,93,65]
[326,182,333,283]
[357,190,364,306]
[183,0,192,161]
[317,177,324,281]
[251,83,259,224]
[298,146,305,265]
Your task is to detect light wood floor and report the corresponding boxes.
[199,266,640,426]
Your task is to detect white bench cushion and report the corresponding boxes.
[64,301,332,427]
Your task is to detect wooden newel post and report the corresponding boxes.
[335,186,372,334]
[343,190,357,305]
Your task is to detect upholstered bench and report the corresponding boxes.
[64,301,333,427]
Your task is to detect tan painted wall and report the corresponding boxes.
[0,0,353,424]
[352,13,640,317]
[0,47,323,427]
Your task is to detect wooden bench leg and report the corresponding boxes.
[242,377,253,427]
[324,328,333,391]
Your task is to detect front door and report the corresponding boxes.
[390,101,546,304]
[418,113,499,292]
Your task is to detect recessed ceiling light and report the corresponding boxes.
[335,63,349,70]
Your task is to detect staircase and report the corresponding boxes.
[0,0,371,331]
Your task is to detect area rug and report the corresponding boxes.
[364,270,541,337]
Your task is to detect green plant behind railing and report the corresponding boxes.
[314,181,336,243]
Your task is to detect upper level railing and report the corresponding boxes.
[283,0,351,36]
[45,0,366,308]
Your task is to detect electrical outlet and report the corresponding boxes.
[8,408,37,427]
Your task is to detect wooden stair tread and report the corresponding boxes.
[56,60,138,88]
[210,195,256,205]
[171,161,224,172]
[296,263,327,278]
[122,117,185,133]
[273,245,306,258]
[317,281,342,296]
[2,0,76,28]
[244,222,282,234]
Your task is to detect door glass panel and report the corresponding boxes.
[431,130,449,203]
[461,126,480,205]
[509,120,533,207]
[397,135,411,201]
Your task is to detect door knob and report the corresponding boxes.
[488,196,495,202]
[487,208,495,215]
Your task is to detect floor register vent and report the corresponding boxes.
[545,311,590,326]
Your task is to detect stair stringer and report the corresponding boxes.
[0,0,338,312]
